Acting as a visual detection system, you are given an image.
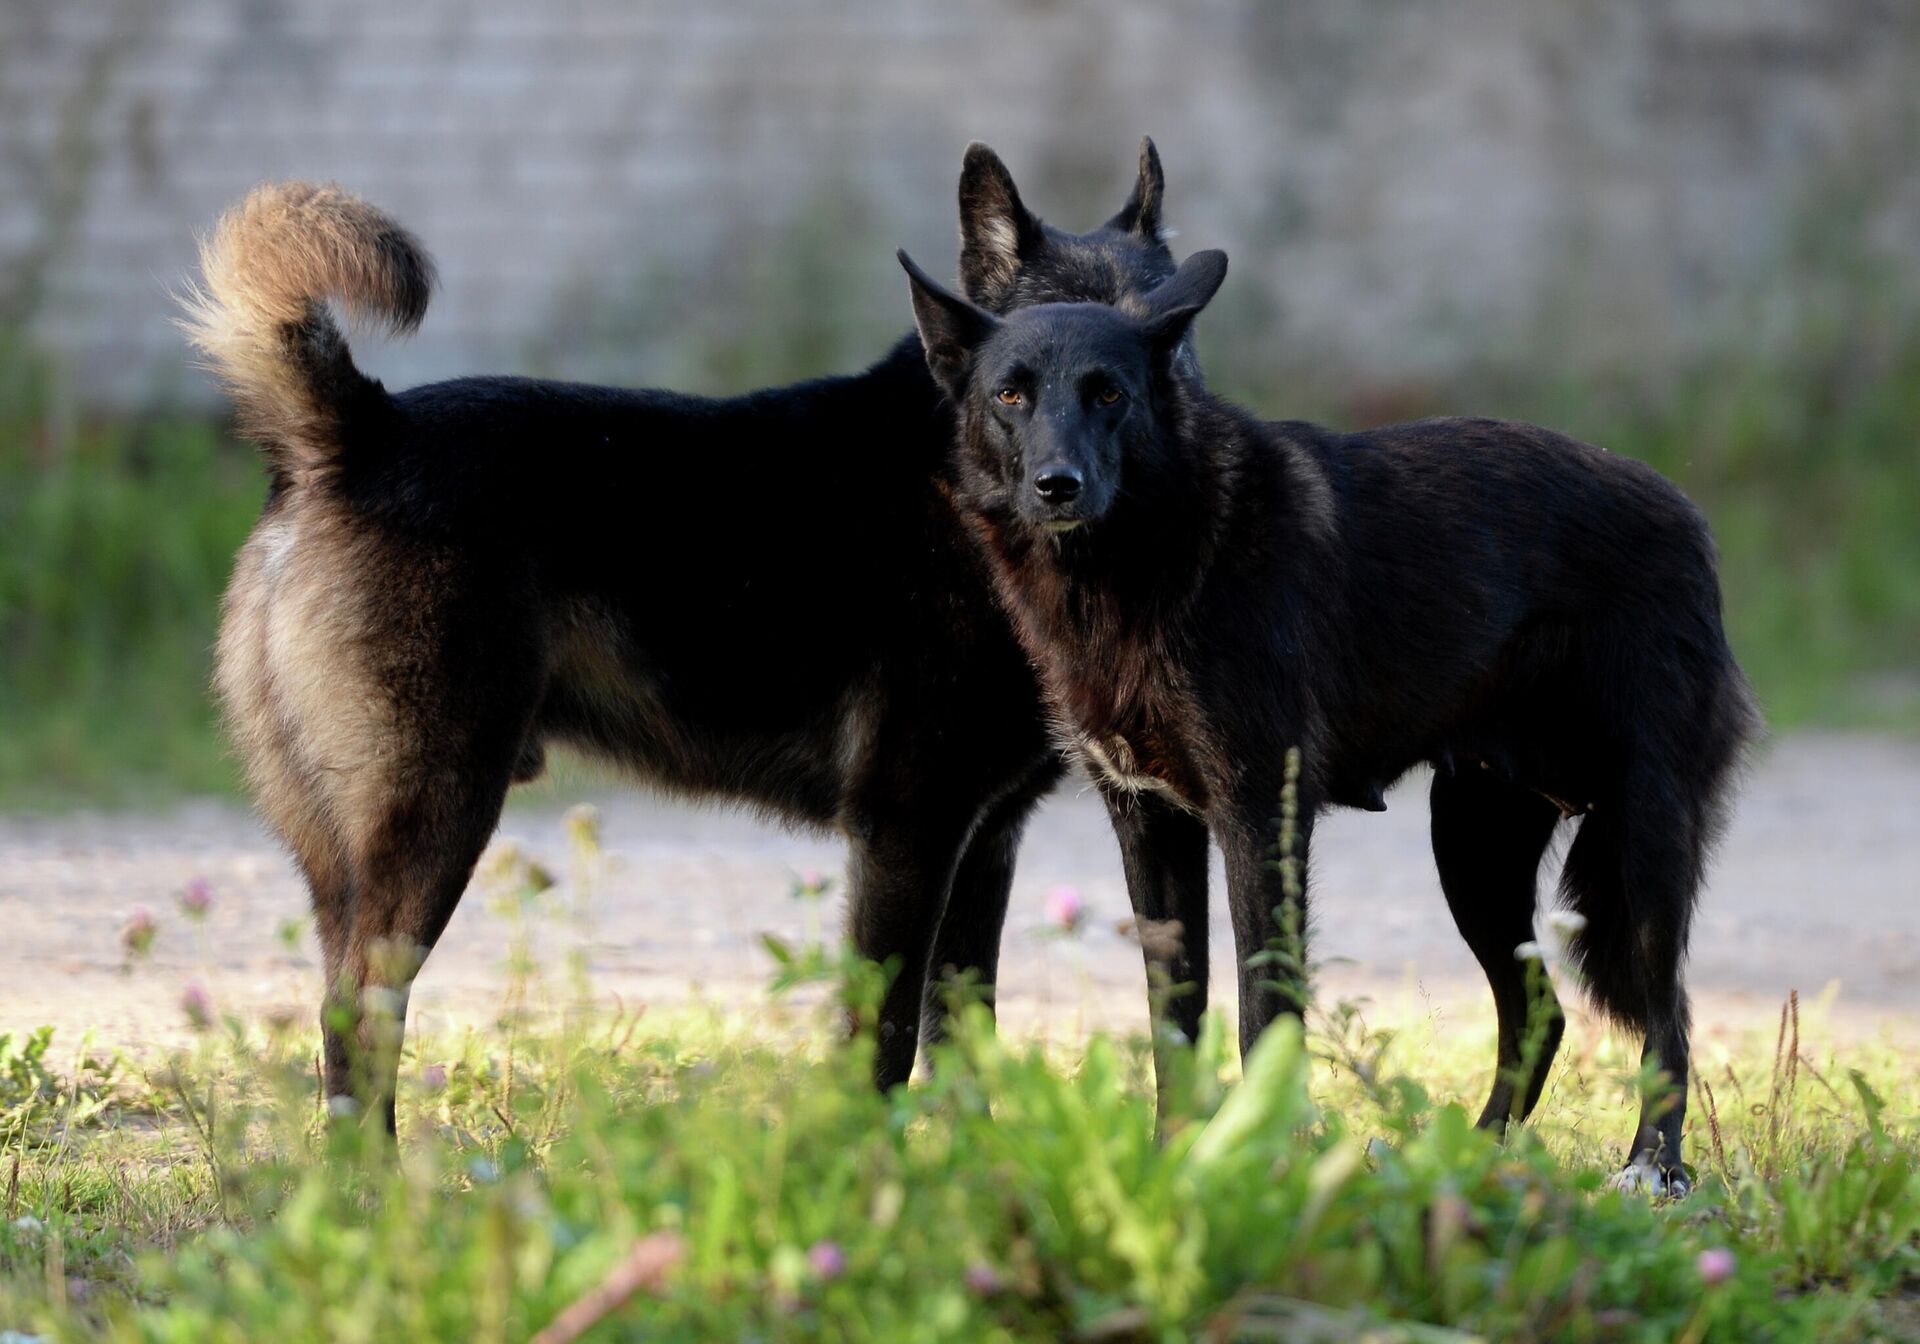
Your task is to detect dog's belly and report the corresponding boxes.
[538,684,851,826]
[534,616,858,827]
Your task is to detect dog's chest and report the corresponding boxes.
[1010,579,1210,809]
[1073,727,1208,812]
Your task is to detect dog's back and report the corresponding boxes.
[1275,414,1758,806]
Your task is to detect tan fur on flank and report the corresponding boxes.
[184,183,454,1099]
[178,181,434,477]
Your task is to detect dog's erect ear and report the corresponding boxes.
[957,142,1045,307]
[900,249,1001,398]
[1106,137,1166,240]
[1142,248,1227,357]
[1143,248,1227,318]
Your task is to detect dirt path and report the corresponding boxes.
[1,733,1914,1055]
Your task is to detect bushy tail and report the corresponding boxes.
[179,182,434,476]
[1558,653,1759,1033]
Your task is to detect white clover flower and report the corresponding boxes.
[1513,940,1547,962]
[562,802,601,850]
[1545,910,1588,937]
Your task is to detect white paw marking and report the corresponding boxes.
[1608,1157,1690,1199]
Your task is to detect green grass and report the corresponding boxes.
[0,415,261,806]
[0,922,1915,1342]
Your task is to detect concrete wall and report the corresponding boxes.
[4,0,1916,405]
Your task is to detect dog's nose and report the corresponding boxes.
[1034,467,1083,504]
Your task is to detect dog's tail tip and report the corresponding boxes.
[180,181,435,471]
[190,180,435,334]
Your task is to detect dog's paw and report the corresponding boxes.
[1607,1156,1691,1200]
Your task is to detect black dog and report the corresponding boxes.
[901,247,1759,1195]
[181,142,1185,1128]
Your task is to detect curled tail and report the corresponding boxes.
[179,182,434,476]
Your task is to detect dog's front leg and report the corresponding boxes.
[1101,787,1211,1126]
[919,758,1063,1050]
[1219,779,1317,1062]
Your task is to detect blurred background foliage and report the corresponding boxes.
[3,2,1918,807]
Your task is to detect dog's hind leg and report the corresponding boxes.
[844,793,977,1092]
[1559,787,1702,1197]
[1429,768,1565,1131]
[288,572,543,1135]
[320,745,522,1134]
[918,761,1060,1050]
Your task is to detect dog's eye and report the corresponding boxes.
[996,388,1023,406]
[1097,386,1124,406]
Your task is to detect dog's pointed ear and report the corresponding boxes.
[900,249,1001,397]
[1106,137,1166,240]
[1143,248,1227,356]
[958,142,1045,308]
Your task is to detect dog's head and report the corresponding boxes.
[957,138,1177,317]
[900,247,1228,535]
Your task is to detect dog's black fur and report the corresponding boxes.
[902,248,1761,1194]
[185,143,1183,1128]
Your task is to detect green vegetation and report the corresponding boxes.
[0,415,260,805]
[2,821,1915,1340]
[0,938,1915,1340]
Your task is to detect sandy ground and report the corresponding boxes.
[0,733,1914,1057]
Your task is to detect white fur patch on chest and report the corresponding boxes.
[1077,734,1198,811]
